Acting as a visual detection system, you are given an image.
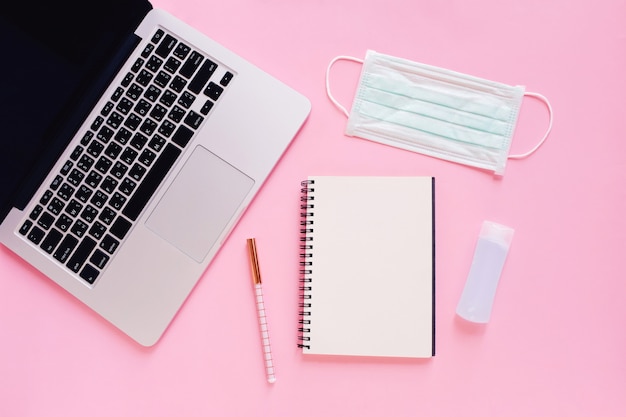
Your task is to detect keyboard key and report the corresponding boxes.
[136,69,153,86]
[220,72,234,87]
[37,212,55,230]
[149,135,166,152]
[117,98,134,114]
[77,155,94,172]
[124,113,142,131]
[79,264,99,284]
[178,91,195,108]
[144,85,161,102]
[39,190,53,205]
[89,222,107,240]
[98,126,114,142]
[168,106,185,123]
[180,51,204,78]
[29,205,43,220]
[95,156,113,174]
[171,125,194,148]
[60,160,73,176]
[71,220,89,238]
[99,207,116,225]
[65,199,83,217]
[91,116,104,131]
[126,84,144,101]
[85,172,103,188]
[100,235,120,254]
[105,142,123,159]
[40,229,63,254]
[81,205,98,223]
[122,144,181,221]
[115,127,132,144]
[68,169,86,185]
[90,190,108,208]
[140,119,158,136]
[86,140,104,158]
[47,198,65,216]
[155,71,172,88]
[67,237,96,273]
[173,43,191,59]
[109,192,127,211]
[146,55,163,72]
[134,99,152,117]
[151,29,165,44]
[111,87,124,102]
[101,177,119,194]
[75,186,92,203]
[57,183,75,201]
[204,82,224,101]
[27,226,45,245]
[50,175,63,190]
[55,214,73,232]
[169,76,186,93]
[121,72,134,87]
[119,178,136,195]
[160,90,178,107]
[158,120,176,137]
[70,146,83,161]
[155,34,177,58]
[111,161,129,179]
[128,164,146,181]
[131,57,144,73]
[90,250,110,270]
[184,111,204,130]
[139,149,157,166]
[150,104,167,121]
[53,234,78,263]
[200,100,214,115]
[189,59,217,94]
[19,220,32,236]
[101,101,115,116]
[164,57,181,74]
[110,216,132,240]
[120,148,138,165]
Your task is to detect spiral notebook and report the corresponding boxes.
[298,176,435,358]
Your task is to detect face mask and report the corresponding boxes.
[326,50,553,175]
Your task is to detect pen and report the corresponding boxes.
[246,238,276,384]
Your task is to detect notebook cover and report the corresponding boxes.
[298,176,435,358]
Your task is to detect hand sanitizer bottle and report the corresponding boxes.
[456,221,514,323]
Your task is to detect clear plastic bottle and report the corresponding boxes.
[456,221,514,323]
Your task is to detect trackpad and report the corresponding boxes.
[146,146,254,262]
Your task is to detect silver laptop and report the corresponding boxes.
[0,1,310,346]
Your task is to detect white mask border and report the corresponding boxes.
[325,55,553,161]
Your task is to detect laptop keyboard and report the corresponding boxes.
[17,28,234,285]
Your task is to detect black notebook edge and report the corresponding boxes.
[431,176,436,357]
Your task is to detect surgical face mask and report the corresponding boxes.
[326,50,553,175]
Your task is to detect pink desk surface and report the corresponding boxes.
[2,0,625,416]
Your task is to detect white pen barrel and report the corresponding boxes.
[255,283,276,383]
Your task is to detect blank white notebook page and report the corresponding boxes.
[301,176,434,358]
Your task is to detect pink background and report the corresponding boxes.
[2,0,625,415]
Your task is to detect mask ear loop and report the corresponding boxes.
[508,92,554,159]
[325,55,364,119]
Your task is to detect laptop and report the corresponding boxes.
[0,0,310,346]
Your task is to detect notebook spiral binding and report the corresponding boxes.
[298,180,314,349]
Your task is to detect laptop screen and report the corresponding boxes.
[0,0,151,222]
